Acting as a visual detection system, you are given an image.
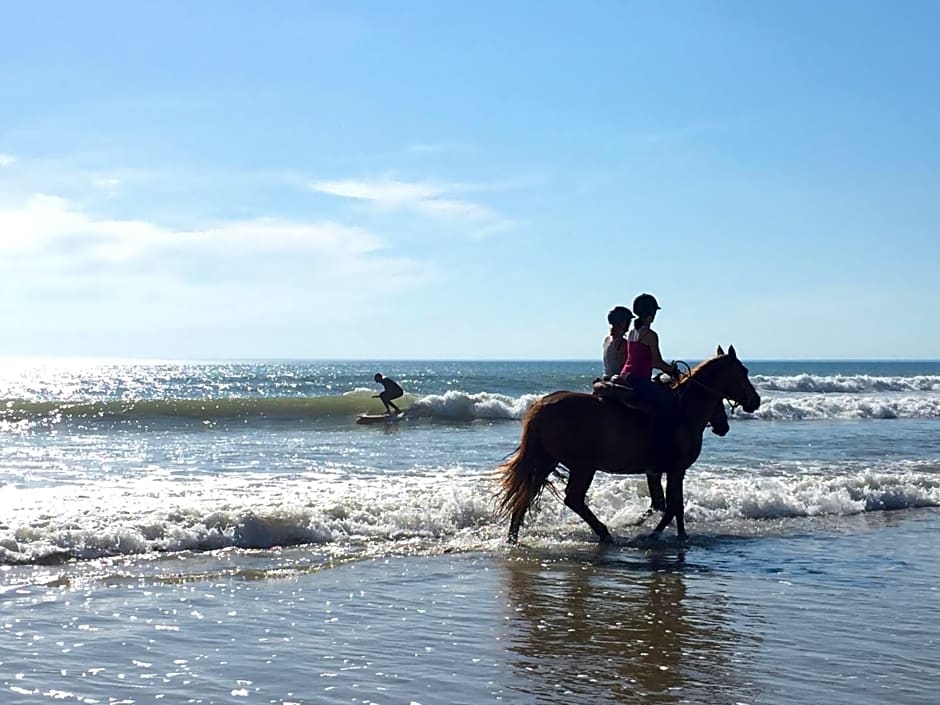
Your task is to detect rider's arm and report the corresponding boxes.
[643,330,679,376]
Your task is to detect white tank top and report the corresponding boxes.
[602,336,626,377]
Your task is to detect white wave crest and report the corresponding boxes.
[739,394,940,420]
[682,469,940,521]
[406,387,940,423]
[408,390,541,420]
[752,374,940,394]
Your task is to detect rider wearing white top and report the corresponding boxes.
[602,305,634,377]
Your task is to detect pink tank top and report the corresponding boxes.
[621,328,653,378]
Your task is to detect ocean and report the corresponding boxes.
[1,358,939,704]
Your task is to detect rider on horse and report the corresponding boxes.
[620,293,681,472]
[603,305,634,378]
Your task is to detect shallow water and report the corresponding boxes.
[3,509,937,705]
[2,359,939,703]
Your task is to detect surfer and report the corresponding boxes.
[373,373,404,414]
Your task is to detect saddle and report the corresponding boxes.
[592,375,657,415]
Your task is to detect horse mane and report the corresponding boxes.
[674,353,723,391]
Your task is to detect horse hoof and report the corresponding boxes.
[599,533,615,544]
[677,533,689,543]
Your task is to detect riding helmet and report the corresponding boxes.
[632,293,661,318]
[607,305,633,327]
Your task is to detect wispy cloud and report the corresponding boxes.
[310,177,516,236]
[1,194,375,259]
[0,194,434,324]
[312,179,442,205]
[0,154,162,208]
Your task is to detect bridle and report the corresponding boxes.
[672,360,741,416]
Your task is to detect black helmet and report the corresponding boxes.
[632,293,661,318]
[607,305,633,327]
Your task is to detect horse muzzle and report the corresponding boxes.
[742,393,761,413]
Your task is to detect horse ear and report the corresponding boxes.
[728,345,737,359]
[716,345,725,356]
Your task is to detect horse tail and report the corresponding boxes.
[496,404,557,520]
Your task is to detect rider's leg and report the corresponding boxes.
[648,382,678,471]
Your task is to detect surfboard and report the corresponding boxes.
[356,412,405,425]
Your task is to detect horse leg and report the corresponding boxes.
[508,507,527,544]
[673,473,687,541]
[653,472,678,534]
[564,467,613,543]
[633,473,665,526]
[647,472,666,512]
[652,471,686,538]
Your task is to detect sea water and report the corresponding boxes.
[1,359,938,704]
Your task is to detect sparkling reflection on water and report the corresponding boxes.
[2,512,939,705]
[500,552,755,704]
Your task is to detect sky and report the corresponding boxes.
[1,1,938,360]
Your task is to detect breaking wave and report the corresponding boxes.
[752,374,940,393]
[4,371,940,430]
[2,461,938,566]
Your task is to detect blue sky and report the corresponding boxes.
[1,1,938,360]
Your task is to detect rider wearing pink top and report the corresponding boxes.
[622,328,654,378]
[620,294,679,380]
[620,293,680,470]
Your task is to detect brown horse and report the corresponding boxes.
[498,345,761,543]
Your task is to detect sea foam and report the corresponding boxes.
[2,462,937,567]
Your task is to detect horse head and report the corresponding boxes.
[709,345,761,413]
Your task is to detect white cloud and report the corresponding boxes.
[0,194,385,260]
[310,177,506,228]
[0,154,162,208]
[0,194,434,329]
[313,178,442,205]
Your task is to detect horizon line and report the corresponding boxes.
[2,355,940,364]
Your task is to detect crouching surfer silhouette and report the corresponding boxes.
[373,373,404,415]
